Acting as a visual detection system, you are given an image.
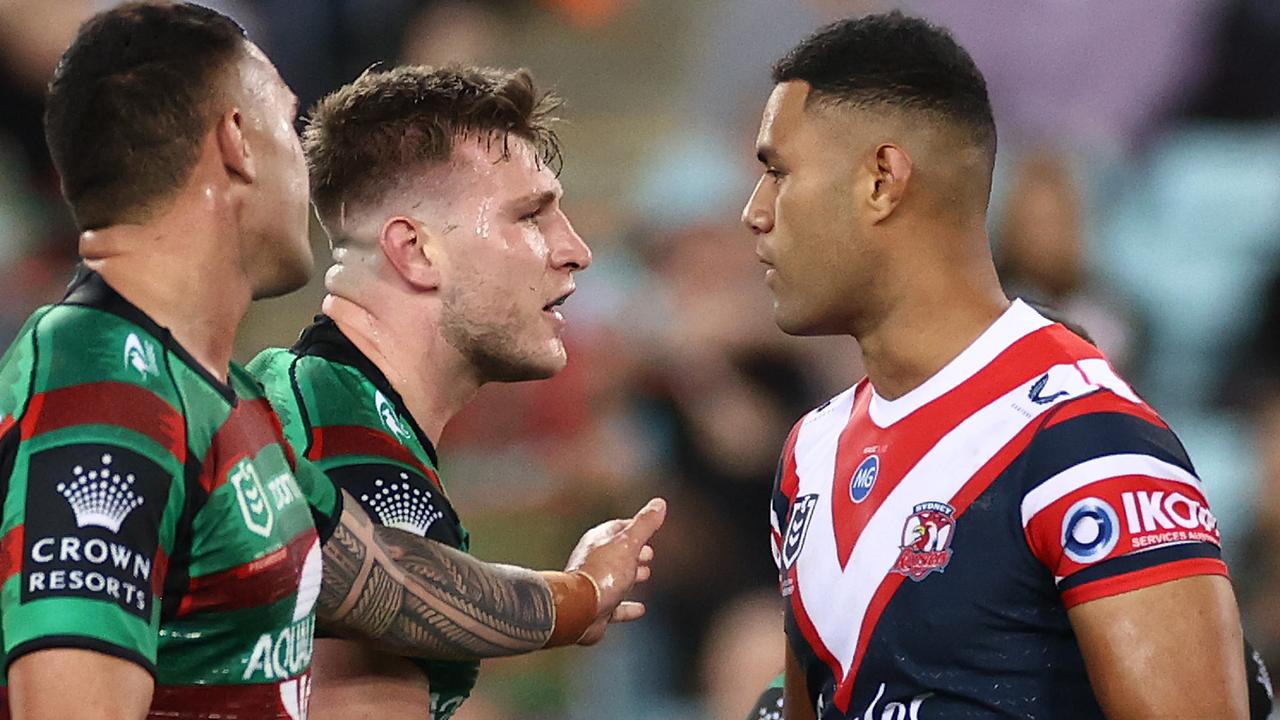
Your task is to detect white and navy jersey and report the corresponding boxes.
[770,300,1228,719]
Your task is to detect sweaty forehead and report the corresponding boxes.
[449,136,560,199]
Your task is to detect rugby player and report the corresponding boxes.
[247,64,656,719]
[0,4,660,718]
[743,12,1255,720]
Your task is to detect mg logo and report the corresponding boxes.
[849,455,879,503]
[230,459,275,538]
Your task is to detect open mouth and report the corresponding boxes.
[543,290,573,312]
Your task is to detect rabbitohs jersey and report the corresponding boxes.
[0,271,342,718]
[248,315,475,720]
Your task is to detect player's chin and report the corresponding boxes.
[252,247,314,300]
[772,303,826,337]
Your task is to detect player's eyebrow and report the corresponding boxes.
[509,189,558,214]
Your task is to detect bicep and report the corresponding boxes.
[1068,574,1247,720]
[9,647,152,719]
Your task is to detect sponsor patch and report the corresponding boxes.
[892,501,956,581]
[23,444,170,618]
[328,463,459,545]
[1120,489,1220,551]
[782,494,819,570]
[1061,497,1121,564]
[849,455,879,503]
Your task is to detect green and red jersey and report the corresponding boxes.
[0,271,341,718]
[248,316,476,719]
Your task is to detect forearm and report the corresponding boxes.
[317,501,577,660]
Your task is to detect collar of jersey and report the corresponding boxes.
[290,314,440,468]
[866,299,1051,428]
[61,265,238,404]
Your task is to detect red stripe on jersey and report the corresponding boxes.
[1042,389,1166,430]
[0,681,307,720]
[177,529,318,617]
[0,415,15,440]
[832,413,1046,711]
[0,525,23,586]
[1023,472,1219,579]
[199,399,288,493]
[19,383,186,460]
[1060,557,1229,608]
[308,425,441,492]
[151,547,169,596]
[830,324,1089,569]
[150,672,311,718]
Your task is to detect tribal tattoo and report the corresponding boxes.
[317,490,555,659]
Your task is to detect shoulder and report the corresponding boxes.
[3,306,184,455]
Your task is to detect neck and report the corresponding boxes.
[856,236,1009,401]
[80,197,250,383]
[323,294,479,445]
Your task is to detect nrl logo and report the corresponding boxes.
[782,494,819,570]
[230,459,275,538]
[123,333,158,377]
[375,390,412,441]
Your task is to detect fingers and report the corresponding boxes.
[636,565,650,582]
[621,498,667,547]
[610,601,646,623]
[639,544,655,563]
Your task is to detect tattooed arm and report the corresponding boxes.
[317,490,666,660]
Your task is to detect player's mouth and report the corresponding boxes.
[543,288,574,329]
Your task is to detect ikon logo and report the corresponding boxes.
[1121,490,1217,534]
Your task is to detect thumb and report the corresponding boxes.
[621,498,667,547]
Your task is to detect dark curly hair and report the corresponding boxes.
[774,11,996,159]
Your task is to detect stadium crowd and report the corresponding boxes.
[0,0,1278,717]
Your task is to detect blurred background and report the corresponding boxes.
[2,0,1280,717]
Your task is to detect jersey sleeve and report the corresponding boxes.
[1018,391,1228,608]
[1,314,185,674]
[772,420,804,588]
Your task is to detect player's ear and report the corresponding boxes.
[215,108,255,184]
[866,143,912,223]
[380,217,441,291]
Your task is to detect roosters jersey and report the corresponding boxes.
[770,300,1229,719]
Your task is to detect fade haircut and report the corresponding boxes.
[304,65,563,231]
[773,11,996,161]
[44,2,248,229]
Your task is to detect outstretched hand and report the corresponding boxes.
[564,498,667,645]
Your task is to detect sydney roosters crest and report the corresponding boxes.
[892,501,956,581]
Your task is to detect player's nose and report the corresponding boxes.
[742,177,774,235]
[550,213,591,271]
